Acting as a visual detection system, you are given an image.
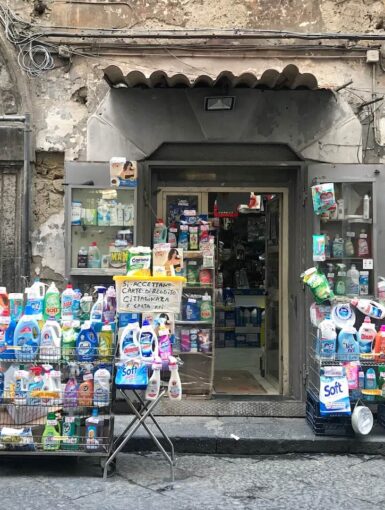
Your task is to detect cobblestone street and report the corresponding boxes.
[0,452,383,509]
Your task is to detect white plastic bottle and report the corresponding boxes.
[14,365,29,405]
[90,286,106,331]
[139,320,157,358]
[168,356,182,400]
[88,242,101,268]
[358,316,377,354]
[145,357,162,400]
[351,298,385,320]
[363,194,370,220]
[346,264,360,296]
[40,318,61,362]
[317,318,337,359]
[119,320,141,360]
[61,284,75,320]
[94,367,111,407]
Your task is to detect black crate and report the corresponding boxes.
[377,404,385,429]
[306,390,354,437]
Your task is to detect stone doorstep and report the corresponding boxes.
[113,416,385,455]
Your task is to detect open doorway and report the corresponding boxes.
[157,187,287,397]
[210,192,281,396]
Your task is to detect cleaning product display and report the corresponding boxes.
[0,282,116,456]
[305,181,385,438]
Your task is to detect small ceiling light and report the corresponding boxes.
[205,96,234,111]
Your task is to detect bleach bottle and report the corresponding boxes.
[145,357,162,400]
[119,320,140,360]
[138,320,157,358]
[316,318,337,359]
[76,321,98,362]
[358,317,377,354]
[14,305,41,362]
[40,317,61,362]
[61,284,75,321]
[168,356,182,400]
[337,326,359,361]
[94,366,111,407]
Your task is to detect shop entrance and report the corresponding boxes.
[158,187,288,396]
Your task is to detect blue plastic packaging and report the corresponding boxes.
[115,360,148,389]
[0,319,16,360]
[319,367,351,416]
[14,305,40,362]
[76,321,98,362]
[185,299,200,321]
[337,326,359,361]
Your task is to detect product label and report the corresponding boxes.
[140,332,153,356]
[319,375,351,415]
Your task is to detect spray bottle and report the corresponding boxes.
[168,356,182,400]
[145,357,162,400]
[90,286,106,333]
[103,286,116,324]
[63,363,79,408]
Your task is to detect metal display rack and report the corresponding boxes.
[104,275,185,481]
[0,347,116,474]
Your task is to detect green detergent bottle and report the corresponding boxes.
[61,412,81,451]
[43,283,61,321]
[42,412,61,451]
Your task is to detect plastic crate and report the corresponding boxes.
[306,391,354,437]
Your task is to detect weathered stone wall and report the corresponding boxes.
[2,0,385,282]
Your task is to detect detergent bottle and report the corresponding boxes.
[14,305,40,362]
[41,364,61,405]
[145,357,162,401]
[42,412,61,451]
[61,412,81,451]
[200,293,213,321]
[138,320,157,358]
[63,363,79,408]
[40,317,61,362]
[374,325,385,361]
[76,321,98,362]
[14,365,29,405]
[0,364,4,403]
[157,319,172,361]
[168,356,182,400]
[99,323,114,361]
[103,285,116,324]
[72,288,82,320]
[9,293,23,321]
[85,408,104,452]
[43,282,61,321]
[358,317,377,354]
[80,293,93,321]
[93,366,111,407]
[61,284,75,321]
[61,321,76,361]
[90,286,106,332]
[0,310,11,360]
[316,318,337,359]
[119,320,140,360]
[153,219,167,245]
[337,326,359,361]
[27,366,44,405]
[351,298,385,320]
[78,365,94,407]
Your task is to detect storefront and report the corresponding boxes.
[64,65,385,416]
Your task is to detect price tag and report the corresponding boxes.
[363,259,373,269]
[346,232,355,237]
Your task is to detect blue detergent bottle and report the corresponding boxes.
[337,326,359,361]
[76,320,98,362]
[13,305,41,362]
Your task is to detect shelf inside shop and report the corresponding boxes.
[70,268,126,276]
[71,224,134,229]
[175,320,213,325]
[215,326,236,331]
[183,251,205,258]
[235,326,261,333]
[174,351,212,357]
[321,218,372,224]
[183,285,214,290]
[324,257,371,261]
[215,304,236,311]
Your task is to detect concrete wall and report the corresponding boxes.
[2,0,385,281]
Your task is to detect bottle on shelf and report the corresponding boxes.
[14,305,41,362]
[334,264,347,296]
[61,284,75,321]
[94,366,111,407]
[345,236,355,257]
[40,317,61,362]
[363,194,370,220]
[346,264,360,296]
[61,412,81,451]
[85,408,104,452]
[200,293,213,322]
[90,286,106,332]
[332,235,344,258]
[358,317,376,354]
[153,218,167,245]
[168,356,182,400]
[145,357,162,401]
[77,246,88,268]
[42,412,61,451]
[357,230,369,258]
[43,283,61,321]
[88,242,101,268]
[76,321,98,362]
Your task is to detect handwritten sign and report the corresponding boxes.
[116,279,183,313]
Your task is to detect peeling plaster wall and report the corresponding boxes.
[4,0,385,282]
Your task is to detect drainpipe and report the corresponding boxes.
[0,114,31,288]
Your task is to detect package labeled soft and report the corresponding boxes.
[302,267,334,304]
[115,359,148,389]
[319,366,351,416]
[311,183,336,215]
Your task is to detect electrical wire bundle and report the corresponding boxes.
[0,4,54,76]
